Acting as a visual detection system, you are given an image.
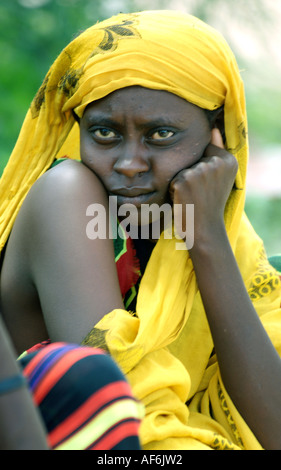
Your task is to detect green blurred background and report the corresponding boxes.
[1,0,280,256]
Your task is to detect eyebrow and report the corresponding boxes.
[85,115,119,128]
[84,112,186,129]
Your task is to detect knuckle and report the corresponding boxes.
[227,154,238,173]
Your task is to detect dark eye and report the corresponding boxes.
[150,129,175,140]
[93,128,117,139]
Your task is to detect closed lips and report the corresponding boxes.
[110,188,154,197]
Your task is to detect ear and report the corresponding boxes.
[210,106,225,144]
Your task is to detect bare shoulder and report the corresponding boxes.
[1,159,123,350]
[26,159,108,212]
[2,159,109,285]
[12,159,110,266]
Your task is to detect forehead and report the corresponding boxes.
[82,86,207,125]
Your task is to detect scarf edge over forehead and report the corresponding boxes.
[0,9,248,251]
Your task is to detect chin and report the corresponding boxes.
[118,204,173,242]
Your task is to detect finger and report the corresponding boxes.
[169,170,187,201]
[211,128,224,149]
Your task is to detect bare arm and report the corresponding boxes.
[2,160,124,346]
[0,316,48,449]
[171,129,281,449]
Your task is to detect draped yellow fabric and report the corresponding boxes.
[1,10,281,450]
[0,10,246,249]
[84,214,281,450]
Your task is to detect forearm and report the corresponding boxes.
[189,226,281,450]
[0,317,48,449]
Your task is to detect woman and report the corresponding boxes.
[1,10,281,450]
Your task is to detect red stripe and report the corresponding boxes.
[22,342,67,378]
[33,347,106,405]
[48,380,133,448]
[91,420,141,450]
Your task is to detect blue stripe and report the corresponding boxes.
[28,344,77,391]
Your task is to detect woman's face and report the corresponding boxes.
[80,86,211,223]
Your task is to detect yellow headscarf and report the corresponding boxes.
[0,10,246,250]
[1,11,281,450]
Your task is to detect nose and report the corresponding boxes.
[113,141,150,178]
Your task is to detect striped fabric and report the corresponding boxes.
[19,342,143,450]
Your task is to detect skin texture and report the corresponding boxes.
[1,87,212,353]
[1,86,281,449]
[0,317,48,449]
[79,87,212,230]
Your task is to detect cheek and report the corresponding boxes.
[80,134,91,164]
[153,158,183,196]
[80,130,98,165]
[194,126,211,150]
[155,134,211,188]
[181,131,211,165]
[80,142,108,176]
[80,152,108,181]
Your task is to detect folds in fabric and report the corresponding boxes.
[0,10,247,251]
[85,214,280,450]
[1,10,281,450]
